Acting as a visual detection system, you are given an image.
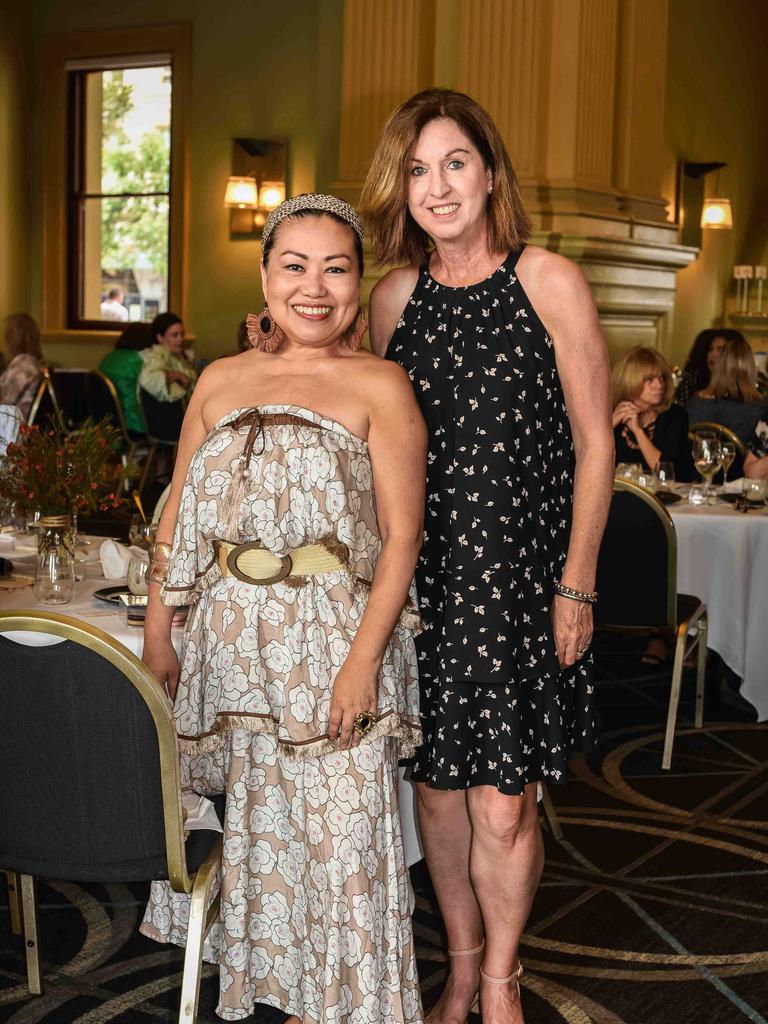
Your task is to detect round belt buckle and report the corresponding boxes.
[227,543,293,585]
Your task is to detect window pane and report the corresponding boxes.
[84,66,171,196]
[81,196,169,322]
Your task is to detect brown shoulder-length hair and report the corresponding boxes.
[612,346,674,411]
[360,89,532,267]
[4,313,41,359]
[708,336,762,402]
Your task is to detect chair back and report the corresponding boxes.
[689,420,748,479]
[0,611,191,891]
[27,368,64,430]
[595,479,677,631]
[52,369,89,432]
[138,387,185,445]
[85,370,129,444]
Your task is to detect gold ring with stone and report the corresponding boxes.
[353,710,377,737]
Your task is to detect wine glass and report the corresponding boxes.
[655,461,675,488]
[129,514,156,550]
[719,441,736,490]
[692,433,722,504]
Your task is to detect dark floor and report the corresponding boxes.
[2,635,767,1023]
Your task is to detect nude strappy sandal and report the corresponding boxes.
[479,961,524,1010]
[427,941,485,1022]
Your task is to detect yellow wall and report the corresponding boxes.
[0,3,32,335]
[663,0,768,362]
[28,0,344,366]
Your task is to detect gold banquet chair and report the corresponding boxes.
[0,611,222,1024]
[595,479,708,770]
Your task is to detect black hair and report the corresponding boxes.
[683,327,747,392]
[107,287,122,300]
[115,323,152,351]
[150,312,183,344]
[262,210,364,276]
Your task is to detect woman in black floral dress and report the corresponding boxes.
[362,90,614,1024]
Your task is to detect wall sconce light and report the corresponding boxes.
[225,139,288,239]
[700,198,733,230]
[224,176,258,209]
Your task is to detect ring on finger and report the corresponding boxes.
[353,710,377,737]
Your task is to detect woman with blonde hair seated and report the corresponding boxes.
[686,335,768,444]
[0,313,43,421]
[612,346,693,481]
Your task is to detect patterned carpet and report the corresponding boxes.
[2,637,767,1023]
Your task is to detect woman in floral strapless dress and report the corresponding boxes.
[140,196,427,1024]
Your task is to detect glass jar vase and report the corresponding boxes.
[34,515,76,604]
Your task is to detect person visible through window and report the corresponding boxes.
[100,287,129,322]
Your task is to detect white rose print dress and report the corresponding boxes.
[140,406,424,1024]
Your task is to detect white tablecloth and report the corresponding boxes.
[0,543,424,864]
[670,503,768,721]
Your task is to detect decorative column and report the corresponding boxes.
[333,0,436,204]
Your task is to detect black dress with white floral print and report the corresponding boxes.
[386,247,595,795]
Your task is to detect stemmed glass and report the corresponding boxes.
[718,441,736,493]
[692,433,722,504]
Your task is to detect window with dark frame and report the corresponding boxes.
[67,56,172,329]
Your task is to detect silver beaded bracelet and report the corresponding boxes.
[553,582,598,604]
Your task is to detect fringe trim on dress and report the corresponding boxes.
[161,559,222,607]
[177,712,422,760]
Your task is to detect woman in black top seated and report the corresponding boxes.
[687,336,768,446]
[612,346,693,481]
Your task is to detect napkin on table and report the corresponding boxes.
[99,539,132,579]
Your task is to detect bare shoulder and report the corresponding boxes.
[517,245,588,295]
[368,265,420,356]
[351,347,411,389]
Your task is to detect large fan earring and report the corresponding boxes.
[345,307,368,352]
[245,308,284,352]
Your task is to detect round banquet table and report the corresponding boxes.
[669,501,768,721]
[0,540,425,865]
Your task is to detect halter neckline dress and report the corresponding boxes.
[386,248,595,795]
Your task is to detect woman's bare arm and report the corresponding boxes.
[519,249,614,667]
[328,361,427,748]
[368,267,419,356]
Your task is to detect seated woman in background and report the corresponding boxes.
[687,336,768,444]
[98,323,152,436]
[674,328,730,405]
[0,313,44,420]
[138,312,198,403]
[612,346,693,481]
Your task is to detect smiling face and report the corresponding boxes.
[407,117,492,245]
[159,321,185,355]
[261,215,360,349]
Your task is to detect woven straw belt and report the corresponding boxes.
[217,539,348,585]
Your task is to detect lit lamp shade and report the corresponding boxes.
[700,198,733,230]
[224,176,258,209]
[258,181,286,211]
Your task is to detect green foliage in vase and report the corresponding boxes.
[0,419,132,519]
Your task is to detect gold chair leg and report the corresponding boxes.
[6,871,22,935]
[178,837,222,1024]
[662,629,687,770]
[20,874,42,995]
[694,614,708,729]
[540,784,564,841]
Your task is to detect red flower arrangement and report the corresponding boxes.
[0,418,131,519]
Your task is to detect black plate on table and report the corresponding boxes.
[656,490,683,505]
[93,585,130,604]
